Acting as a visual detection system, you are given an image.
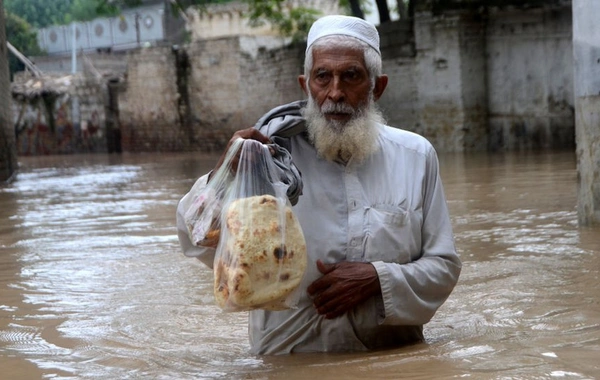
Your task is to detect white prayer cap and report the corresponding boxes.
[306,15,380,56]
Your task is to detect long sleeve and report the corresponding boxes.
[372,146,461,325]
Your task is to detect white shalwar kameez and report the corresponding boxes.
[176,103,461,355]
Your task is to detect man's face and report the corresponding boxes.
[304,47,373,126]
[299,46,388,164]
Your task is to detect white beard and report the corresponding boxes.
[302,94,385,164]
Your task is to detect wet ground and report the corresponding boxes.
[0,151,598,379]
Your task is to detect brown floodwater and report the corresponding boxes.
[0,151,598,380]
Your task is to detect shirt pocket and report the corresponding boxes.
[363,204,421,264]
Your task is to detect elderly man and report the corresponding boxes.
[177,15,461,355]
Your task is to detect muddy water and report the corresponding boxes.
[0,151,598,380]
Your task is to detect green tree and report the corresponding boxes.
[3,0,140,27]
[3,0,71,28]
[243,0,321,42]
[93,0,143,15]
[66,0,118,23]
[4,10,43,77]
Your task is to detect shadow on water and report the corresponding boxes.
[0,151,598,379]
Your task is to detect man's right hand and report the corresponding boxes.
[208,128,271,182]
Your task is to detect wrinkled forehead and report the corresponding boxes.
[309,46,367,71]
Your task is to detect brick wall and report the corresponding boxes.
[237,37,305,124]
[118,46,183,151]
[122,36,306,153]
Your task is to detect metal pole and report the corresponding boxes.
[71,23,79,129]
[71,23,77,74]
[6,41,42,77]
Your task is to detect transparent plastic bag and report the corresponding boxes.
[185,138,307,312]
[182,145,235,250]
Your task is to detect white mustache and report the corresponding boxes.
[320,100,355,114]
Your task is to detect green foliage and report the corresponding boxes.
[94,0,143,15]
[241,0,322,42]
[2,0,146,27]
[66,0,118,23]
[3,0,71,28]
[3,10,43,77]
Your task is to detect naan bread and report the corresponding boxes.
[214,194,307,310]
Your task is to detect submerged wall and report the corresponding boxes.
[11,73,107,155]
[486,6,574,151]
[380,5,574,152]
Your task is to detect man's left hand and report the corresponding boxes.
[307,260,381,319]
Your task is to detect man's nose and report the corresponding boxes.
[327,77,345,103]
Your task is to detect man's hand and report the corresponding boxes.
[208,128,271,182]
[307,260,381,319]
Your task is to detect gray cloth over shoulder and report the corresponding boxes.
[254,100,307,206]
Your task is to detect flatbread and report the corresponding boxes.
[214,194,307,310]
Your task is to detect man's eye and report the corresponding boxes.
[344,71,359,81]
[315,72,330,82]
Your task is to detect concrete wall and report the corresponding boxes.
[367,5,573,153]
[377,20,418,142]
[573,0,600,226]
[486,6,574,151]
[390,5,573,152]
[378,14,489,152]
[0,0,17,181]
[411,12,489,152]
[413,13,467,151]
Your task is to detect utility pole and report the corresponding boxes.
[0,0,18,182]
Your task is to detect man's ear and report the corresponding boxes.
[298,75,308,95]
[373,75,388,101]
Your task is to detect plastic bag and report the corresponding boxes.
[182,146,233,249]
[185,138,307,312]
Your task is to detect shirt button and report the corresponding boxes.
[351,239,357,247]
